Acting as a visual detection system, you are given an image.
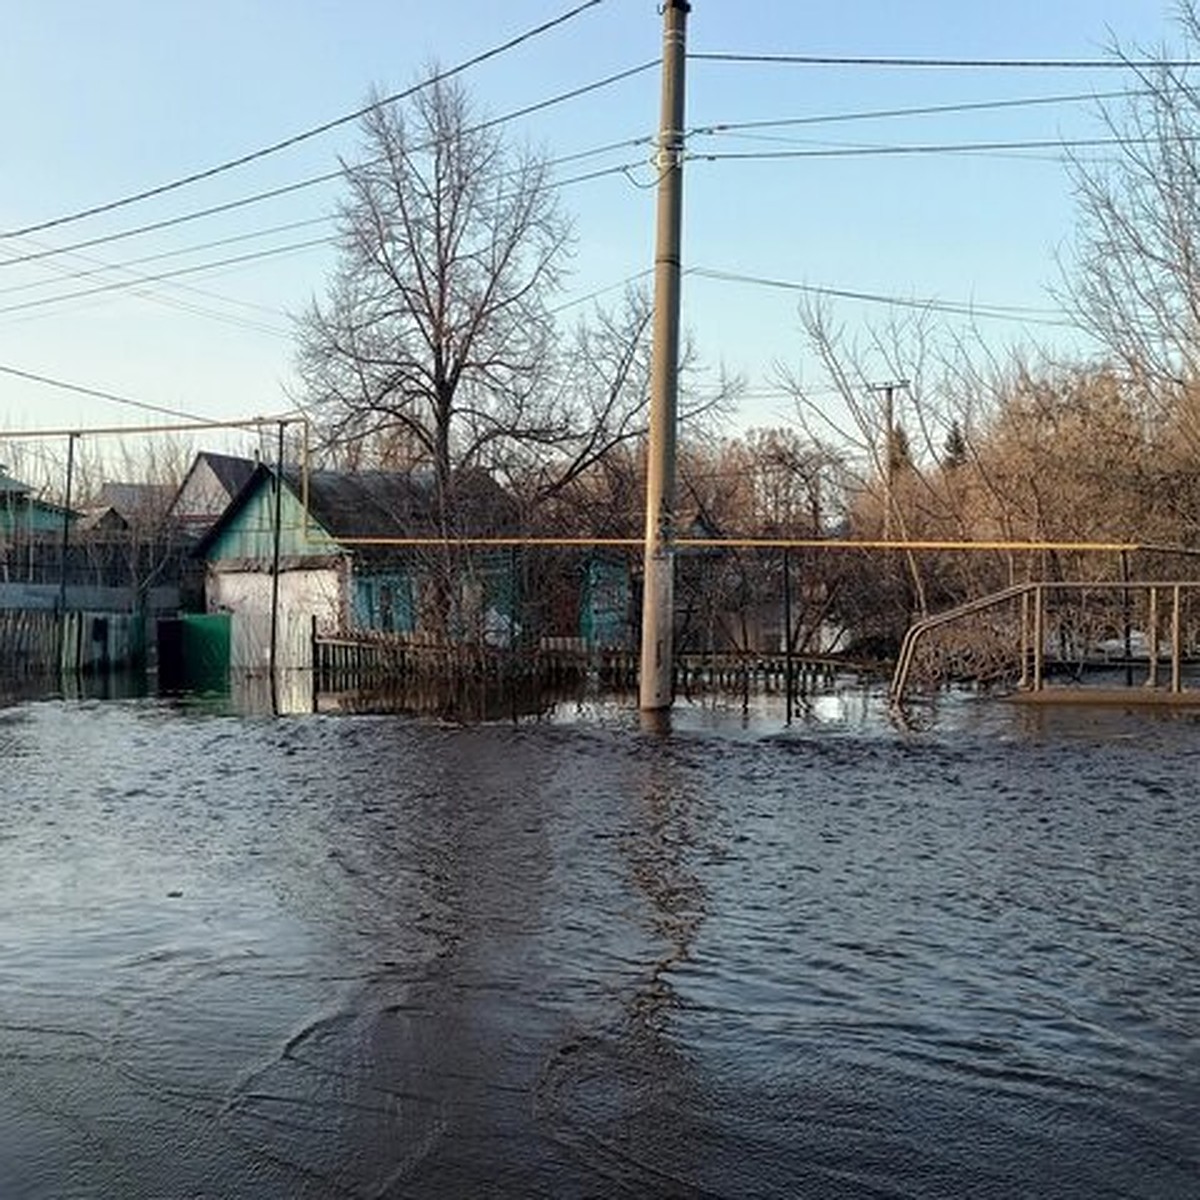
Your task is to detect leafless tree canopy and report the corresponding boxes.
[296,75,572,517]
[1064,3,1200,396]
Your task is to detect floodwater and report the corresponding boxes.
[0,687,1197,1198]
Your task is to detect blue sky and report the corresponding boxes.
[0,0,1182,449]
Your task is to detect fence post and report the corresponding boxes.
[1032,584,1044,692]
[1171,584,1182,693]
[1018,588,1030,689]
[1147,587,1159,689]
[310,613,319,712]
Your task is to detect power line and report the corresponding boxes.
[688,267,1075,327]
[0,162,646,321]
[549,269,653,314]
[0,64,656,273]
[688,89,1145,136]
[0,237,332,318]
[689,134,1200,161]
[0,363,213,422]
[0,227,298,337]
[3,78,1104,283]
[0,0,609,241]
[0,176,341,271]
[689,52,1200,69]
[0,217,330,298]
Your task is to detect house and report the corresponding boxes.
[168,452,259,538]
[76,505,130,535]
[193,464,520,668]
[0,467,179,645]
[95,481,174,526]
[76,482,173,535]
[0,465,76,540]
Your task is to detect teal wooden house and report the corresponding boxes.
[195,465,520,652]
[0,466,76,539]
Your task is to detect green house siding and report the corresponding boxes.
[0,497,74,538]
[201,473,521,643]
[580,557,632,648]
[352,571,416,634]
[349,556,516,639]
[205,480,339,562]
[453,551,519,644]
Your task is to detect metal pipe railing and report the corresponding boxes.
[890,579,1200,707]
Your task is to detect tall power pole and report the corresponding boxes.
[639,0,690,712]
[868,379,908,541]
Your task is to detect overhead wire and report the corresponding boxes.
[3,72,1153,293]
[0,237,332,318]
[1,80,1124,282]
[0,63,657,273]
[549,268,654,314]
[4,80,1135,282]
[0,362,215,422]
[688,53,1200,69]
[6,30,1166,402]
[0,218,332,297]
[0,0,610,240]
[687,267,1076,328]
[0,229,296,337]
[0,159,651,321]
[688,134,1200,161]
[687,89,1147,135]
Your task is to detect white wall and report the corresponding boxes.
[208,567,342,670]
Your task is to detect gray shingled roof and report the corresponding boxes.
[284,467,516,539]
[200,452,258,496]
[197,464,518,559]
[97,481,173,518]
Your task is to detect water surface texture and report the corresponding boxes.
[1,697,1197,1197]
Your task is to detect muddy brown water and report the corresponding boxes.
[0,691,1197,1197]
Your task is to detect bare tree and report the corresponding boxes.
[296,73,572,526]
[1063,4,1200,403]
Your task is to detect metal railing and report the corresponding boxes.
[890,580,1200,707]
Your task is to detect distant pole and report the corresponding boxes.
[868,380,908,541]
[782,545,794,724]
[639,0,690,712]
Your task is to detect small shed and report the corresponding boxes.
[194,464,520,669]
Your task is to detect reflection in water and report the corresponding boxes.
[0,696,1197,1197]
[622,750,707,1036]
[225,668,571,723]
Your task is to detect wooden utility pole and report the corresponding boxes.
[268,420,285,715]
[639,0,690,712]
[57,431,77,674]
[869,380,908,541]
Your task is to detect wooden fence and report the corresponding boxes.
[0,610,147,678]
[312,624,851,699]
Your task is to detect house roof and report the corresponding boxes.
[77,505,130,532]
[195,463,518,558]
[97,481,173,519]
[203,452,259,496]
[169,451,259,521]
[289,467,516,540]
[0,468,32,496]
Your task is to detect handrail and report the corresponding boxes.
[890,583,1032,706]
[890,578,1200,708]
